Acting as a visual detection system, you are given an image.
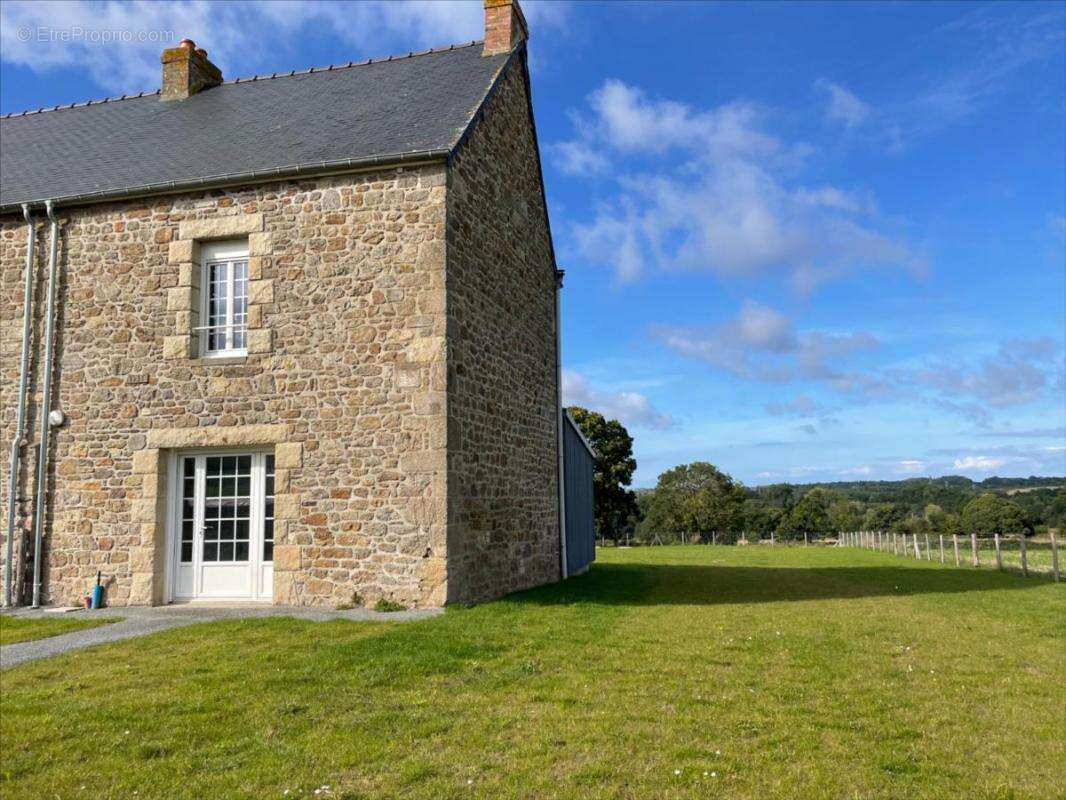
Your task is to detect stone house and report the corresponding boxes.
[0,0,593,609]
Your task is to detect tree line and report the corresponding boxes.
[567,406,1066,544]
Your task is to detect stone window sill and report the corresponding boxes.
[188,356,249,367]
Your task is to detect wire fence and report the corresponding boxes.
[839,530,1061,582]
[613,531,837,547]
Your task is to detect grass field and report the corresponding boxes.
[0,613,117,645]
[1,546,1063,799]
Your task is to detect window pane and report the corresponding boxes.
[206,457,221,477]
[204,520,219,541]
[235,541,249,561]
[263,453,276,562]
[219,541,234,561]
[181,542,193,562]
[203,542,218,561]
[232,260,248,349]
[207,262,229,352]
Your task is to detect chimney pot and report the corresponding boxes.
[161,38,223,101]
[483,0,528,56]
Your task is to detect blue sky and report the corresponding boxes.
[2,1,1064,487]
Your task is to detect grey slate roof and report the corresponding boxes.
[0,43,510,210]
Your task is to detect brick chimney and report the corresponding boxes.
[483,0,528,56]
[161,39,223,101]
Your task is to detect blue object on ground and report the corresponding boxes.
[91,584,103,609]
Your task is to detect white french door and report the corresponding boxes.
[171,452,274,601]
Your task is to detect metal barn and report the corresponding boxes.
[561,411,596,576]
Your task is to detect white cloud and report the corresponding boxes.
[656,300,878,384]
[816,79,871,129]
[838,465,872,476]
[765,394,828,417]
[0,0,569,95]
[953,455,1005,471]
[912,338,1063,416]
[897,459,926,474]
[550,139,609,176]
[814,9,1064,150]
[558,80,921,290]
[562,369,675,430]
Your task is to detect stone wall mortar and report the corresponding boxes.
[445,56,562,602]
[0,166,449,607]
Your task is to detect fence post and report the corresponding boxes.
[913,534,921,559]
[939,535,945,564]
[804,530,809,547]
[953,534,960,567]
[971,533,979,568]
[770,531,774,546]
[1019,535,1028,577]
[924,534,931,561]
[1051,531,1060,582]
[994,533,1002,571]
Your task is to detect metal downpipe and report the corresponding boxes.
[3,205,37,607]
[555,270,568,580]
[31,201,60,609]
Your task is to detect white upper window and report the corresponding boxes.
[198,240,248,358]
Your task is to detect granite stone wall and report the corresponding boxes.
[0,166,450,607]
[445,54,562,603]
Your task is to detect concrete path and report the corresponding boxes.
[0,604,442,669]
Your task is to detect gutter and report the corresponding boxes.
[3,205,36,607]
[555,269,568,580]
[30,200,60,608]
[1,149,450,215]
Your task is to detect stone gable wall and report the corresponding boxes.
[0,166,450,607]
[445,55,561,602]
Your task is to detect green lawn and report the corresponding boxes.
[0,613,117,646]
[1,546,1063,799]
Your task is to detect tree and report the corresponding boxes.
[567,407,639,542]
[961,493,1030,536]
[779,488,833,539]
[742,498,777,537]
[863,502,904,532]
[641,462,746,540]
[828,498,861,533]
[1047,488,1066,532]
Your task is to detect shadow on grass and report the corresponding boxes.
[508,562,1045,608]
